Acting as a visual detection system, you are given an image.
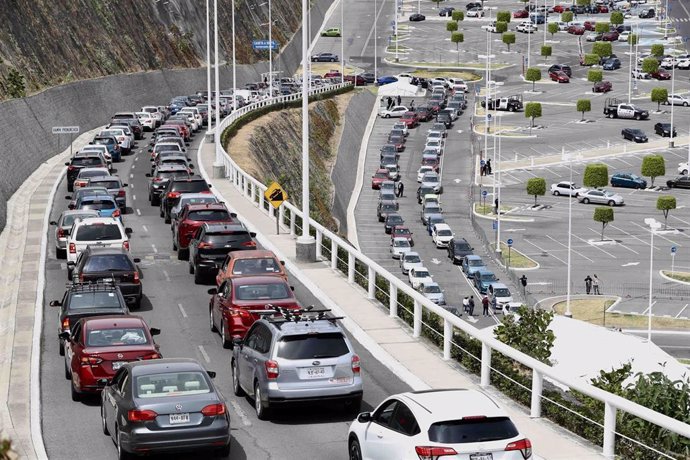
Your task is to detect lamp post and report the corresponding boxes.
[418,0,421,14]
[627,31,633,103]
[564,147,573,317]
[341,0,345,83]
[213,0,220,152]
[269,0,273,96]
[232,0,237,111]
[495,114,502,255]
[394,0,399,62]
[645,218,662,342]
[664,0,669,41]
[670,62,675,148]
[633,23,639,95]
[206,0,212,130]
[527,0,531,70]
[374,0,378,80]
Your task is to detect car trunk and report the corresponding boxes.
[275,333,353,389]
[83,345,157,374]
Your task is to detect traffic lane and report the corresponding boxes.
[626,329,690,360]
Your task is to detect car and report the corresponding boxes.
[489,282,514,307]
[439,6,455,16]
[400,111,419,128]
[347,388,532,460]
[160,176,212,223]
[377,200,399,222]
[447,237,474,264]
[232,308,363,420]
[655,122,678,138]
[421,204,442,225]
[173,203,236,259]
[650,69,671,81]
[384,213,404,234]
[409,13,426,21]
[66,217,132,264]
[622,127,648,143]
[371,168,391,189]
[667,94,690,107]
[553,5,569,13]
[631,69,650,79]
[400,252,423,275]
[551,181,587,197]
[461,254,486,277]
[50,281,130,356]
[383,164,400,181]
[513,9,529,18]
[50,210,99,259]
[418,282,446,305]
[86,175,128,211]
[387,133,406,151]
[78,145,112,170]
[65,185,109,210]
[392,122,409,136]
[75,194,122,221]
[215,249,286,287]
[408,266,433,289]
[577,189,624,206]
[667,176,690,189]
[376,75,398,86]
[568,25,585,35]
[188,223,256,284]
[618,31,630,41]
[466,7,484,17]
[473,268,499,294]
[415,105,434,121]
[549,70,570,83]
[660,57,677,69]
[99,128,132,155]
[91,135,122,162]
[466,2,482,10]
[390,237,412,259]
[378,105,408,118]
[427,123,447,138]
[63,315,160,400]
[639,7,655,18]
[424,138,444,155]
[379,181,396,196]
[146,165,191,205]
[584,20,597,31]
[548,64,572,77]
[431,223,453,248]
[72,166,111,189]
[593,80,613,93]
[69,247,143,307]
[420,172,442,194]
[516,21,538,33]
[390,226,414,246]
[602,31,619,41]
[603,58,621,70]
[420,157,440,173]
[586,32,603,42]
[101,358,230,457]
[311,52,339,62]
[611,173,647,189]
[321,27,341,37]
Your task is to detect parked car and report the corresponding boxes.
[384,213,404,234]
[473,268,499,294]
[215,249,286,287]
[409,13,426,21]
[593,80,613,93]
[439,6,455,16]
[461,255,486,277]
[391,237,413,259]
[447,237,474,264]
[311,52,339,62]
[611,173,647,189]
[651,69,671,80]
[549,70,570,83]
[418,282,446,305]
[321,27,341,37]
[400,251,423,275]
[376,75,398,86]
[577,189,624,206]
[378,106,408,118]
[655,122,677,138]
[188,223,257,284]
[391,226,414,246]
[603,58,621,70]
[408,266,433,289]
[666,176,690,189]
[602,31,619,41]
[621,127,648,143]
[548,64,572,77]
[667,94,690,106]
[551,181,587,197]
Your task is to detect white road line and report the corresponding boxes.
[130,183,134,188]
[177,303,188,318]
[545,235,593,262]
[162,270,171,282]
[572,234,617,258]
[609,224,657,249]
[151,244,158,254]
[129,173,134,178]
[136,208,141,216]
[676,304,689,319]
[132,164,135,169]
[641,301,657,315]
[134,156,139,162]
[523,238,568,265]
[132,195,136,201]
[142,225,148,232]
[198,345,211,363]
[586,227,639,255]
[229,401,252,427]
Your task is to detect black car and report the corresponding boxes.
[436,111,453,128]
[311,52,339,62]
[466,2,481,10]
[360,72,376,83]
[189,223,257,284]
[50,282,130,355]
[160,176,212,223]
[447,238,474,264]
[146,165,191,205]
[667,176,690,189]
[384,213,404,234]
[410,13,426,21]
[440,6,455,16]
[654,122,677,138]
[377,201,399,222]
[548,64,572,77]
[110,114,143,139]
[379,144,400,159]
[639,8,655,18]
[64,154,108,192]
[599,54,619,66]
[622,128,648,143]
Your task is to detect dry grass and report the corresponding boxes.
[410,69,481,81]
[489,242,538,269]
[662,271,690,283]
[553,298,690,330]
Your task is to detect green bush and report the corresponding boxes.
[452,10,464,21]
[548,22,559,37]
[495,305,555,363]
[6,69,26,98]
[541,45,552,62]
[595,22,610,33]
[610,11,624,25]
[446,20,458,32]
[657,195,676,228]
[628,33,638,45]
[526,178,547,206]
[592,41,613,58]
[502,32,516,51]
[587,69,603,83]
[593,207,614,240]
[496,11,511,23]
[525,102,542,128]
[561,11,573,23]
[583,163,609,188]
[525,67,541,91]
[651,43,664,57]
[577,0,591,5]
[583,53,599,66]
[641,154,665,187]
[576,99,591,121]
[642,57,660,75]
[451,31,464,57]
[650,87,668,111]
[496,21,508,34]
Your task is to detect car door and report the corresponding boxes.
[65,321,82,377]
[212,280,229,329]
[365,400,419,460]
[238,324,263,391]
[680,177,690,189]
[591,190,605,203]
[103,368,127,435]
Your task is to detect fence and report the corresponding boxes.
[207,84,690,458]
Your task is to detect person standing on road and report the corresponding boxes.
[482,295,490,316]
[397,95,402,106]
[386,96,393,110]
[468,296,475,316]
[494,197,499,214]
[592,274,601,295]
[462,296,469,314]
[486,158,492,175]
[491,295,497,312]
[584,275,592,295]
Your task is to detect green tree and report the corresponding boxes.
[651,87,668,111]
[593,207,614,240]
[446,21,458,32]
[642,57,660,75]
[583,163,609,188]
[595,22,610,33]
[587,69,603,84]
[496,21,508,34]
[628,33,638,45]
[502,32,516,51]
[576,99,591,121]
[526,178,547,206]
[650,43,664,57]
[561,11,573,23]
[494,306,555,364]
[525,67,541,91]
[451,31,464,61]
[6,69,26,99]
[641,154,665,187]
[525,102,542,130]
[451,10,464,22]
[583,53,599,66]
[577,0,591,5]
[610,11,624,25]
[496,10,511,23]
[548,22,559,37]
[592,41,613,58]
[541,45,552,62]
[657,195,676,229]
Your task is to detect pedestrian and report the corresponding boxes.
[386,96,393,110]
[488,283,494,296]
[592,274,600,295]
[409,99,415,109]
[482,295,490,316]
[486,158,492,175]
[463,296,469,314]
[398,181,404,197]
[397,95,402,106]
[480,163,486,176]
[494,197,499,214]
[491,295,497,312]
[584,275,592,295]
[468,296,475,316]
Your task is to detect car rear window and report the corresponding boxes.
[428,417,519,443]
[80,200,116,211]
[135,372,211,398]
[79,170,108,178]
[72,157,102,167]
[454,241,471,251]
[68,291,122,309]
[235,283,290,300]
[277,333,349,359]
[188,210,230,221]
[172,181,209,193]
[91,180,121,189]
[158,171,190,180]
[232,258,281,275]
[94,138,114,145]
[87,327,149,347]
[83,254,134,272]
[205,231,252,246]
[75,224,122,241]
[468,259,483,267]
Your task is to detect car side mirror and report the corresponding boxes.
[357,412,372,423]
[133,258,141,263]
[189,164,195,169]
[59,332,70,340]
[207,288,218,295]
[145,173,151,177]
[49,300,61,307]
[125,228,133,234]
[68,204,75,210]
[208,184,213,188]
[123,183,128,187]
[150,328,161,336]
[66,261,75,267]
[206,371,217,379]
[230,213,237,218]
[280,260,285,266]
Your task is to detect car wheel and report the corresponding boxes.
[635,114,641,120]
[164,215,171,224]
[64,356,71,380]
[683,169,688,175]
[583,198,590,204]
[669,183,675,188]
[151,196,160,206]
[608,200,615,206]
[221,321,232,349]
[101,403,109,435]
[189,260,194,274]
[232,360,244,396]
[177,247,188,260]
[56,247,66,259]
[116,426,133,460]
[194,266,203,285]
[71,380,81,402]
[384,114,390,118]
[254,381,270,420]
[210,308,217,332]
[215,443,231,458]
[349,437,363,460]
[58,338,64,356]
[553,190,560,196]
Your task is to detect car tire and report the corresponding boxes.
[56,247,66,259]
[194,266,203,285]
[116,426,133,460]
[71,380,81,402]
[683,170,688,175]
[101,403,109,435]
[254,381,270,420]
[215,443,231,458]
[221,322,232,349]
[608,200,615,206]
[635,114,641,120]
[189,260,194,274]
[232,360,244,397]
[210,308,217,332]
[151,196,160,206]
[583,198,590,204]
[59,338,64,356]
[349,437,363,460]
[669,183,674,188]
[159,208,164,218]
[177,247,188,260]
[384,114,390,118]
[553,190,560,196]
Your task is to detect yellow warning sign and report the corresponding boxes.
[264,182,288,209]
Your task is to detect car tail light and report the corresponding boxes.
[79,273,84,282]
[241,241,256,248]
[414,446,457,459]
[69,243,76,254]
[128,409,158,422]
[505,438,532,459]
[265,360,279,380]
[351,355,361,374]
[133,271,140,284]
[198,242,212,249]
[168,191,181,199]
[112,209,121,218]
[80,356,103,366]
[201,403,226,416]
[67,165,75,171]
[140,352,160,360]
[122,240,130,251]
[118,190,126,197]
[62,318,70,330]
[153,177,163,183]
[57,228,65,238]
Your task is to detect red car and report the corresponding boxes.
[173,203,236,260]
[416,106,434,122]
[324,70,342,78]
[344,75,366,85]
[162,122,190,141]
[513,9,529,18]
[63,315,161,400]
[208,276,300,347]
[549,70,570,83]
[553,5,569,13]
[391,226,414,246]
[597,5,609,13]
[387,133,406,151]
[568,25,585,35]
[400,111,419,128]
[584,21,596,31]
[421,157,440,172]
[602,31,619,41]
[593,80,612,93]
[651,69,671,80]
[372,168,390,189]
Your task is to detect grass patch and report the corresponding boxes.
[386,45,411,52]
[553,298,690,330]
[411,70,481,81]
[662,270,690,283]
[490,242,538,269]
[474,203,511,215]
[679,358,690,365]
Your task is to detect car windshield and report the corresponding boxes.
[425,285,442,294]
[387,216,403,224]
[425,207,441,214]
[414,270,430,278]
[468,259,484,267]
[75,224,122,241]
[277,333,349,359]
[438,229,453,236]
[423,176,439,183]
[232,258,281,275]
[62,213,97,227]
[159,171,191,180]
[235,283,290,300]
[79,170,108,179]
[80,200,116,211]
[395,228,411,236]
[374,172,388,179]
[72,157,103,167]
[83,255,133,272]
[494,288,511,297]
[405,255,421,264]
[428,417,519,443]
[603,191,615,197]
[87,327,149,347]
[69,291,122,309]
[394,240,410,247]
[135,372,211,398]
[187,210,230,221]
[454,242,471,251]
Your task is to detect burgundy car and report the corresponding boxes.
[602,31,619,41]
[416,106,434,122]
[584,21,596,31]
[344,75,366,85]
[391,226,414,246]
[421,157,440,172]
[371,168,390,189]
[173,203,236,260]
[549,70,570,83]
[387,133,406,151]
[651,69,671,80]
[401,111,419,128]
[568,25,585,35]
[593,80,612,93]
[513,9,528,18]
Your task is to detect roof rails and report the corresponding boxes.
[252,305,344,327]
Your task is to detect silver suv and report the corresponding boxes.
[231,307,363,420]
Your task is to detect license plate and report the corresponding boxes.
[305,367,326,379]
[169,413,190,425]
[470,454,493,460]
[112,361,126,370]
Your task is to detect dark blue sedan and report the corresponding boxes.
[610,173,647,189]
[376,76,398,86]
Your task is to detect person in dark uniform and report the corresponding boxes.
[468,296,475,316]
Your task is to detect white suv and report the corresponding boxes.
[348,389,533,460]
[66,217,131,265]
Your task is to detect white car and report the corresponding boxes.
[676,58,690,70]
[660,57,677,69]
[390,237,412,259]
[426,132,444,144]
[482,21,500,33]
[178,107,204,129]
[392,122,408,136]
[667,94,690,106]
[384,164,400,181]
[424,138,444,154]
[348,389,533,460]
[466,7,484,17]
[430,77,448,88]
[418,281,446,304]
[585,32,600,42]
[135,111,156,131]
[550,181,587,197]
[517,21,537,33]
[66,217,131,264]
[417,165,434,182]
[141,106,163,126]
[431,223,453,248]
[489,282,514,307]
[99,128,132,154]
[678,162,689,175]
[421,172,442,193]
[618,31,630,42]
[379,105,408,118]
[631,69,650,79]
[408,266,433,289]
[448,78,468,92]
[400,252,423,275]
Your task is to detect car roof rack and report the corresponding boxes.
[67,278,120,291]
[252,305,344,327]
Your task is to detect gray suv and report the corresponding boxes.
[230,307,363,420]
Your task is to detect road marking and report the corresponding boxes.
[177,303,188,318]
[142,225,148,232]
[132,164,135,170]
[229,400,252,427]
[676,304,689,319]
[132,195,136,201]
[129,173,134,178]
[610,224,658,249]
[524,238,568,265]
[504,228,525,232]
[641,301,657,315]
[621,262,640,267]
[151,244,158,254]
[545,235,593,262]
[134,156,139,162]
[162,270,170,282]
[130,183,134,188]
[198,345,211,363]
[572,234,617,259]
[430,258,441,265]
[136,208,141,216]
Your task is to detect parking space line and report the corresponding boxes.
[615,158,633,166]
[197,345,211,363]
[641,301,656,315]
[544,235,593,262]
[151,244,158,254]
[162,270,171,282]
[572,234,617,259]
[177,303,188,318]
[142,225,148,232]
[630,221,682,246]
[609,224,658,249]
[229,401,252,427]
[585,227,639,255]
[136,208,141,216]
[523,238,568,265]
[132,195,136,201]
[676,304,689,319]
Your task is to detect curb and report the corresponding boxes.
[659,270,690,285]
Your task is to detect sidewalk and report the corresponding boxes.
[198,139,605,459]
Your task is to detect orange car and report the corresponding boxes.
[215,249,286,286]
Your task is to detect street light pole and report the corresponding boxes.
[213,0,220,151]
[627,32,633,103]
[664,0,669,41]
[206,0,212,130]
[232,0,237,111]
[670,62,675,148]
[418,0,421,14]
[565,147,573,317]
[645,218,661,342]
[527,0,531,70]
[495,115,502,255]
[341,0,345,84]
[633,23,639,95]
[269,0,273,97]
[395,0,399,62]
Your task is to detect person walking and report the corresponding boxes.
[397,95,402,106]
[592,274,600,295]
[468,296,475,316]
[480,163,486,176]
[462,296,469,314]
[486,158,492,175]
[409,99,415,109]
[398,181,404,197]
[494,197,499,214]
[482,295,490,316]
[386,96,393,110]
[491,294,497,312]
[584,275,592,295]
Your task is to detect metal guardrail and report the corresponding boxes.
[209,83,690,458]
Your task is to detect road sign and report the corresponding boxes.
[672,246,677,254]
[486,114,492,120]
[52,126,79,134]
[507,238,513,246]
[475,85,481,95]
[480,160,486,166]
[482,190,488,197]
[264,182,288,209]
[492,220,497,230]
[252,39,278,50]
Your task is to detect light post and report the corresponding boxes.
[269,0,273,96]
[206,0,212,130]
[664,0,669,41]
[394,0,399,62]
[495,115,502,255]
[627,31,633,103]
[670,62,675,147]
[374,0,378,79]
[214,0,220,155]
[527,0,531,70]
[418,0,421,14]
[564,147,573,317]
[341,0,344,83]
[645,218,662,342]
[232,0,237,111]
[633,23,639,95]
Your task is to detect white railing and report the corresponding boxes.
[209,84,690,458]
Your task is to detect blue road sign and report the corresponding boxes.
[252,39,278,50]
[672,246,677,254]
[492,220,497,230]
[507,238,513,246]
[475,85,481,95]
[486,114,492,120]
[482,190,488,197]
[480,160,486,166]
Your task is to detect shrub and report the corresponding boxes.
[496,10,511,23]
[576,99,591,121]
[502,32,516,51]
[526,178,547,206]
[657,195,676,229]
[641,154,665,187]
[451,31,464,57]
[525,67,541,91]
[6,69,26,99]
[593,207,614,240]
[494,305,555,364]
[650,43,664,57]
[642,57,659,75]
[650,87,668,111]
[583,163,609,188]
[583,53,599,66]
[595,22,610,33]
[548,22,559,37]
[496,21,508,34]
[610,11,624,25]
[561,11,573,23]
[592,41,613,58]
[541,45,552,62]
[452,10,464,21]
[587,69,603,83]
[446,21,458,32]
[525,102,542,128]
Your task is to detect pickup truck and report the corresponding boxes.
[480,95,523,112]
[603,98,649,120]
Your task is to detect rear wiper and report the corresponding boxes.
[312,354,337,359]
